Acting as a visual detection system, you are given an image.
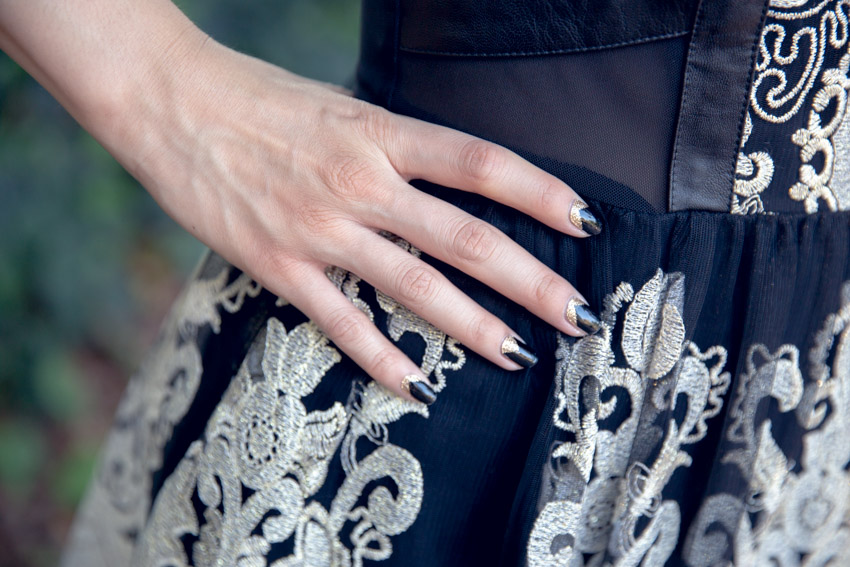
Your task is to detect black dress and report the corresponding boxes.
[63,1,850,565]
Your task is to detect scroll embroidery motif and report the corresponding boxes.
[62,253,263,566]
[683,281,850,566]
[734,0,850,213]
[131,237,465,566]
[527,269,731,567]
[733,113,775,214]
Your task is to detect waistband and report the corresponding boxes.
[355,0,774,214]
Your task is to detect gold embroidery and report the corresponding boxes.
[527,270,731,567]
[684,282,850,566]
[734,0,850,214]
[92,238,466,566]
[789,50,850,211]
[62,252,264,567]
[733,113,774,214]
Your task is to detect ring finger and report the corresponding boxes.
[332,229,541,371]
[376,185,603,338]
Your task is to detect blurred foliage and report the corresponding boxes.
[0,1,359,565]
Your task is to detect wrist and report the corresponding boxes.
[85,12,210,160]
[0,1,210,167]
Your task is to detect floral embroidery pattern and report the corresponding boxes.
[683,281,850,566]
[62,250,850,565]
[137,318,407,566]
[788,49,850,211]
[62,252,262,567]
[733,113,775,214]
[93,236,465,567]
[734,0,850,213]
[527,270,731,566]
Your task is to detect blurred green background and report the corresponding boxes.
[0,1,359,565]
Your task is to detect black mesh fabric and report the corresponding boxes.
[374,36,690,212]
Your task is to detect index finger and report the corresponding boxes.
[386,115,602,238]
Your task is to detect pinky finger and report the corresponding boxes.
[283,263,437,405]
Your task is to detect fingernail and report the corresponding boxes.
[569,198,602,235]
[501,336,539,368]
[401,374,436,405]
[565,297,602,335]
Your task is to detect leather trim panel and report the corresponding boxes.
[668,0,770,211]
[398,0,698,56]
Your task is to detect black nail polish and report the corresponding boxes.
[565,298,602,335]
[570,199,603,236]
[501,336,539,368]
[402,375,436,404]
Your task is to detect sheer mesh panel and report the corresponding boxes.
[390,36,689,212]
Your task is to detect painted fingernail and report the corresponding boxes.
[565,297,602,335]
[401,374,437,405]
[501,336,539,368]
[569,199,602,235]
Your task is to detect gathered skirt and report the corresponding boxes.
[61,1,850,562]
[61,181,850,565]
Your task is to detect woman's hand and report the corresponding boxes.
[0,1,602,405]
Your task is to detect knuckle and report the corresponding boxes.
[295,204,331,231]
[532,272,562,306]
[325,100,397,148]
[321,154,380,202]
[256,251,304,286]
[450,218,500,263]
[538,181,563,210]
[369,347,398,379]
[457,140,506,183]
[325,308,371,345]
[465,315,499,346]
[394,263,440,308]
[354,105,395,142]
[294,204,347,237]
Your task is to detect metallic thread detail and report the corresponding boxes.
[570,199,589,230]
[501,336,520,355]
[61,252,263,566]
[528,269,732,567]
[734,1,850,214]
[684,281,850,565]
[63,238,468,566]
[565,297,586,327]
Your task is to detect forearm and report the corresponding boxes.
[0,0,336,252]
[0,1,607,404]
[0,0,205,149]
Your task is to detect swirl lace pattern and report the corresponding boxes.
[527,270,850,566]
[527,270,731,567]
[62,252,263,566]
[734,0,850,213]
[62,240,467,566]
[683,282,850,566]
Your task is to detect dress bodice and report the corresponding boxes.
[356,0,850,216]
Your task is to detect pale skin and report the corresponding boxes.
[0,0,596,403]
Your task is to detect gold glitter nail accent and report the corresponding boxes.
[570,199,589,230]
[565,297,587,327]
[501,336,520,355]
[401,374,421,394]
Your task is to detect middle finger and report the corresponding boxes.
[331,228,540,371]
[377,184,603,337]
